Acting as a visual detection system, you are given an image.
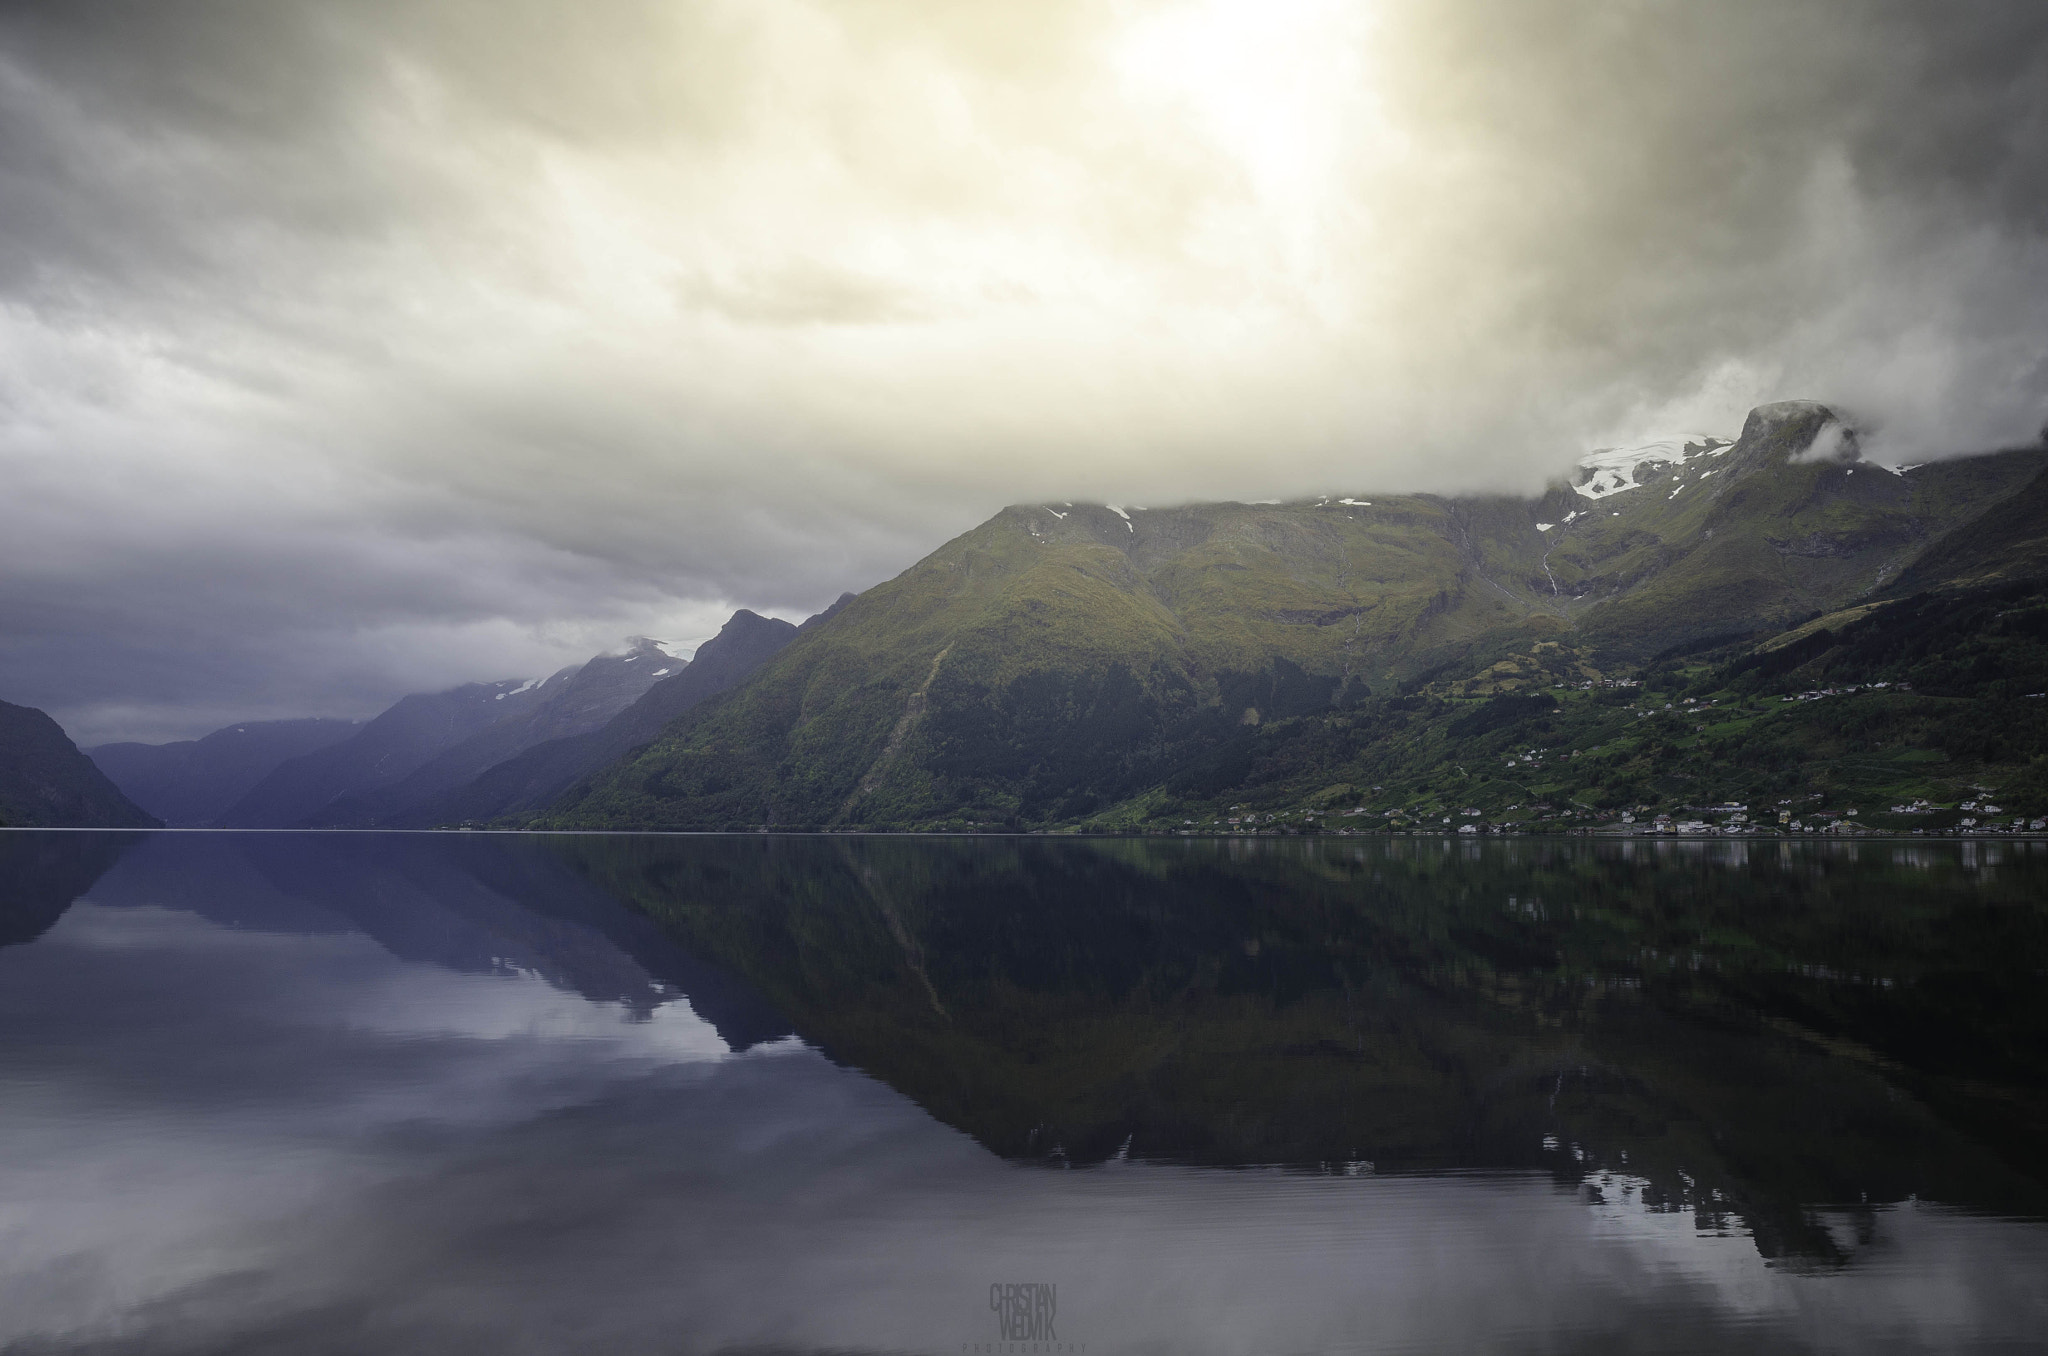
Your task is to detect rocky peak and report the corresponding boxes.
[1736,400,1860,466]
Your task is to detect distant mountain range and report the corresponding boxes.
[80,609,835,831]
[90,718,361,828]
[11,399,2045,834]
[381,602,844,828]
[209,637,683,829]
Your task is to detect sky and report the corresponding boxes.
[3,0,2047,743]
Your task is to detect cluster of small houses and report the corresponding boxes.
[1598,800,2042,835]
[1562,679,1910,708]
[1618,811,2043,834]
[1202,797,2045,836]
[1777,681,1910,702]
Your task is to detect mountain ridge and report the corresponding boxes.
[91,718,361,827]
[0,699,159,829]
[383,605,829,827]
[50,401,2046,836]
[86,610,833,832]
[539,402,2048,833]
[215,638,681,828]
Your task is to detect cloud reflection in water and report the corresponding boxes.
[0,832,2042,1354]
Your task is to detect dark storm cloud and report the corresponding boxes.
[1363,0,2048,450]
[1,1,2044,740]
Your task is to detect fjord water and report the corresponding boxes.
[1,833,2044,1355]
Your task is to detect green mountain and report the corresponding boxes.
[0,700,159,828]
[1886,447,2048,593]
[539,402,2047,833]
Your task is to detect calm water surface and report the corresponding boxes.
[1,830,2044,1354]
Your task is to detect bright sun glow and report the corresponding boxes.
[1114,0,1370,224]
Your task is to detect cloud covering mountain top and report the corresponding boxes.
[3,0,2046,740]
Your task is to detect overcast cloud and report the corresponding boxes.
[3,0,2046,741]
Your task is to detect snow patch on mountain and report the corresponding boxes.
[1572,435,1731,500]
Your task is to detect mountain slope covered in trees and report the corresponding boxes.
[540,403,2048,833]
[0,700,158,829]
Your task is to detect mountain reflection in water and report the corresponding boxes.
[0,830,2044,1355]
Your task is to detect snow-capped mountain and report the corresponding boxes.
[1571,435,1734,499]
[383,605,828,828]
[212,639,683,828]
